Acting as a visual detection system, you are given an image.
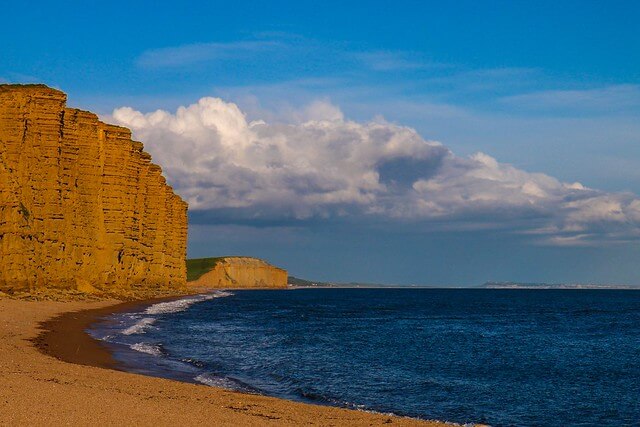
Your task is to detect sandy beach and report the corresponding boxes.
[0,297,455,426]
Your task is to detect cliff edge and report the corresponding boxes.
[0,84,188,297]
[188,257,288,289]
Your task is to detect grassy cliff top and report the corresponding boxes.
[186,257,225,282]
[186,256,284,282]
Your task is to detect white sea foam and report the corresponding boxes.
[144,291,233,315]
[121,317,157,335]
[130,342,164,356]
[194,373,239,390]
[117,292,233,337]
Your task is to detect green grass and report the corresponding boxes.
[186,257,225,282]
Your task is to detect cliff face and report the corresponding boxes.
[189,257,288,289]
[0,84,188,295]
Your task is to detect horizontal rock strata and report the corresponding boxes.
[190,257,288,289]
[0,84,188,295]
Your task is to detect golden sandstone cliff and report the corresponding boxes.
[0,84,188,297]
[189,257,288,289]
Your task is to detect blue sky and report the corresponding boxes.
[2,1,640,285]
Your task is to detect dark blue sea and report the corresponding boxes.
[90,289,640,426]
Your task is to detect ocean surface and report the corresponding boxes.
[90,289,640,426]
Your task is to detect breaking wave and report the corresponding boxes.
[194,373,243,390]
[88,291,234,365]
[111,292,234,337]
[144,291,233,315]
[121,317,157,335]
[130,342,165,356]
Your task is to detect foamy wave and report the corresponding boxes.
[144,291,233,315]
[121,317,156,335]
[130,342,164,356]
[194,373,240,390]
[113,292,233,338]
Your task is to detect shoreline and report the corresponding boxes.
[0,294,459,426]
[34,295,185,370]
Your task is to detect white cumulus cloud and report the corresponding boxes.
[111,97,640,245]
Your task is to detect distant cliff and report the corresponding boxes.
[188,257,287,289]
[0,84,188,297]
[480,281,638,289]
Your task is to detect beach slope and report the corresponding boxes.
[0,299,452,426]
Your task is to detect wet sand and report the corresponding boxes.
[0,297,458,426]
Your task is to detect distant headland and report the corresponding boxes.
[187,256,287,289]
[479,281,639,290]
[289,276,640,290]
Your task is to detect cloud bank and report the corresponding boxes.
[111,97,640,245]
